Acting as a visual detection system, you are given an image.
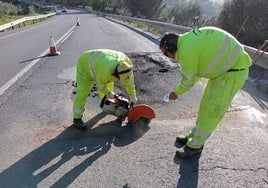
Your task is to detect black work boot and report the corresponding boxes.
[174,135,187,148]
[175,145,203,159]
[73,118,88,131]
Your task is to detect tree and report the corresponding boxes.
[118,0,166,20]
[91,0,106,12]
[165,1,203,27]
[218,0,268,48]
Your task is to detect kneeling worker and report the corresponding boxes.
[73,49,137,130]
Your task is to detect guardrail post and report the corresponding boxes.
[148,25,152,32]
[253,40,268,64]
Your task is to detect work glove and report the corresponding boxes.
[129,94,137,106]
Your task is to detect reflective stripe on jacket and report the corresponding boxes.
[78,49,136,95]
[174,26,252,95]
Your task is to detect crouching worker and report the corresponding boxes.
[73,49,137,131]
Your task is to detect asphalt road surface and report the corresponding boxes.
[0,12,267,188]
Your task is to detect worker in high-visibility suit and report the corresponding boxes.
[73,49,137,130]
[159,26,252,158]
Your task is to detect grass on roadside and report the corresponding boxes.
[0,15,25,25]
[0,12,55,31]
[110,18,168,38]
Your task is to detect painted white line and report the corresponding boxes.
[0,50,48,96]
[0,23,77,96]
[61,30,74,44]
[56,24,76,44]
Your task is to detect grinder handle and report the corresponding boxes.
[100,95,107,108]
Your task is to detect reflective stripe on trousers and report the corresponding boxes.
[73,108,84,115]
[187,68,248,149]
[188,127,211,148]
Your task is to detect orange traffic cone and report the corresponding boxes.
[49,36,60,56]
[76,16,80,26]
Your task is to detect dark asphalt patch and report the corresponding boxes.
[158,68,169,73]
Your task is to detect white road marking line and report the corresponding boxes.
[0,23,76,96]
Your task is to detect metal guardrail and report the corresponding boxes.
[0,12,56,32]
[1,11,267,69]
[103,13,268,70]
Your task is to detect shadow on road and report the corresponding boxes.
[174,153,201,188]
[0,112,150,187]
[18,55,49,64]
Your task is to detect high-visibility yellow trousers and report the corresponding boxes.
[186,68,249,149]
[73,58,114,119]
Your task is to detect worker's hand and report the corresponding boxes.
[106,91,116,99]
[129,94,137,106]
[169,91,178,100]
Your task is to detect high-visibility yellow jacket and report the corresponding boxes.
[79,49,136,96]
[174,26,252,95]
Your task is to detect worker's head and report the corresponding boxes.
[115,61,134,86]
[159,32,179,59]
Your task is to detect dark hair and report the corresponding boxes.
[159,32,179,53]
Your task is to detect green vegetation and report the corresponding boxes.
[0,1,24,24]
[0,15,22,25]
[1,0,266,48]
[163,1,204,26]
[218,0,267,48]
[0,0,52,25]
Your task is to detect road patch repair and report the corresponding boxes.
[1,52,267,187]
[66,52,268,136]
[62,52,268,187]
